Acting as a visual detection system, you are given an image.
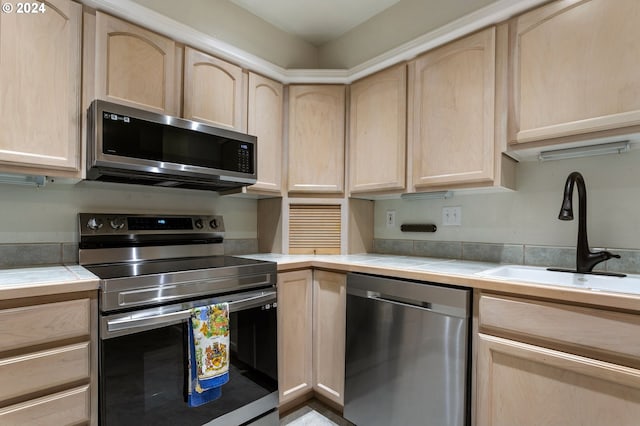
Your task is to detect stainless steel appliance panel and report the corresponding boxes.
[86,100,257,191]
[344,273,471,426]
[100,292,278,426]
[82,212,279,425]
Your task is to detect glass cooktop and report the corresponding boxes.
[85,255,269,280]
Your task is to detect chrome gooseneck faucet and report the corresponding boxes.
[549,171,625,277]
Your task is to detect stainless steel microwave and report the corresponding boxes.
[86,100,257,191]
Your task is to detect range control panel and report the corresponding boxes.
[79,213,225,236]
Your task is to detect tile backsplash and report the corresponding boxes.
[0,243,78,268]
[3,238,637,275]
[374,239,638,274]
[0,239,259,268]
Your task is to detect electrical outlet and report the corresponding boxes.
[385,210,396,228]
[442,206,462,226]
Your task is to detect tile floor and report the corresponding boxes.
[280,400,353,426]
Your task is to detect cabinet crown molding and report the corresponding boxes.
[82,0,548,84]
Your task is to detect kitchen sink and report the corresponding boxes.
[477,265,640,295]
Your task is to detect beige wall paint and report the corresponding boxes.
[130,0,502,70]
[132,0,319,68]
[375,149,640,249]
[0,182,257,243]
[318,0,497,69]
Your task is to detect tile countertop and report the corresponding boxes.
[3,254,640,312]
[0,265,99,300]
[239,253,640,312]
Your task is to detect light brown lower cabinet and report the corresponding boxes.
[0,293,96,425]
[277,270,346,408]
[312,271,346,406]
[277,270,313,405]
[476,293,640,426]
[0,386,90,426]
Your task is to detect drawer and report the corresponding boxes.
[0,342,90,401]
[0,385,90,425]
[0,299,90,352]
[479,293,640,360]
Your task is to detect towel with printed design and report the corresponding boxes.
[187,303,230,407]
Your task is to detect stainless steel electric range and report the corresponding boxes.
[79,213,278,426]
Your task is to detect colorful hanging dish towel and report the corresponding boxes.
[187,303,230,407]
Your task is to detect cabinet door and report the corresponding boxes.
[247,73,283,193]
[0,0,81,174]
[509,0,640,144]
[410,27,495,188]
[313,271,346,406]
[288,85,345,193]
[476,333,640,426]
[349,64,406,194]
[95,12,178,115]
[277,270,313,405]
[183,47,247,131]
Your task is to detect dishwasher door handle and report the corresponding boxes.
[356,289,468,318]
[369,294,433,312]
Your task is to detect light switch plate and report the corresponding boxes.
[385,210,396,228]
[442,206,461,226]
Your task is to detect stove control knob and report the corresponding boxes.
[87,217,103,231]
[209,219,218,229]
[194,218,204,229]
[110,218,125,230]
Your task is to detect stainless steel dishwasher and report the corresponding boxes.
[344,273,471,426]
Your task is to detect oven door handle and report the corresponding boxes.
[106,309,192,334]
[228,291,277,313]
[103,290,277,338]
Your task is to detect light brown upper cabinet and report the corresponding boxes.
[93,12,179,115]
[247,73,283,194]
[508,0,640,146]
[349,64,407,195]
[409,27,500,190]
[0,0,82,176]
[183,47,247,131]
[288,85,346,194]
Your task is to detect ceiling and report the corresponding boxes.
[229,0,402,46]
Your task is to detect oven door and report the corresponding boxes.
[99,290,278,426]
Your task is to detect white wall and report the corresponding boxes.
[130,0,502,70]
[3,151,638,249]
[318,0,496,68]
[131,0,319,68]
[375,149,640,249]
[0,181,257,243]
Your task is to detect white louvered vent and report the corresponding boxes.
[289,204,341,255]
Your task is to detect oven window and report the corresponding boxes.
[100,305,277,426]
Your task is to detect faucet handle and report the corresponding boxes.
[603,250,621,260]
